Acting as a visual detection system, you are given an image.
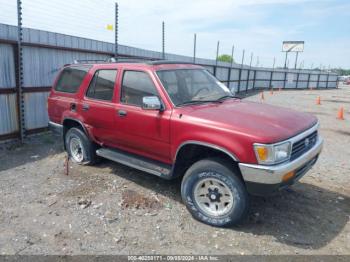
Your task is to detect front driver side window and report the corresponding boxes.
[121,71,159,107]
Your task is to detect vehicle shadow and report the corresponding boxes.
[102,160,349,250]
[235,183,349,249]
[0,132,64,172]
[99,160,183,203]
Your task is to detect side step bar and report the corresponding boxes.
[96,148,173,179]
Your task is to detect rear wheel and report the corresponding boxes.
[65,127,97,165]
[181,158,249,227]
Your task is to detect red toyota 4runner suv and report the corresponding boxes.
[48,60,323,227]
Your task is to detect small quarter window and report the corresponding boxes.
[55,66,90,93]
[121,71,158,107]
[86,70,117,101]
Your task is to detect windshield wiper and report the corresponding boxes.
[176,95,240,107]
[176,100,217,107]
[215,95,240,102]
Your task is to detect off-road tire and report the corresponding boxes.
[181,158,249,227]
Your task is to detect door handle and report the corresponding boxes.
[70,103,76,112]
[82,104,90,111]
[118,109,127,117]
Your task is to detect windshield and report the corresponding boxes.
[156,69,233,106]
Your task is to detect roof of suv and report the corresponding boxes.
[67,60,203,70]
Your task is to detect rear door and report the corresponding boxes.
[80,68,119,145]
[114,68,172,163]
[48,66,90,123]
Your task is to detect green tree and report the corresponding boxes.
[217,54,234,63]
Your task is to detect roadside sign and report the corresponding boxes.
[282,41,304,52]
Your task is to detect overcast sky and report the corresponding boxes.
[1,0,349,68]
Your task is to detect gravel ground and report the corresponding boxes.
[0,85,349,255]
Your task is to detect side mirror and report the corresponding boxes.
[142,96,162,110]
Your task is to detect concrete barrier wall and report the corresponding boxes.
[0,23,338,140]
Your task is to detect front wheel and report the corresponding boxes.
[181,158,249,227]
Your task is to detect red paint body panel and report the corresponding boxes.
[170,100,317,163]
[48,63,317,165]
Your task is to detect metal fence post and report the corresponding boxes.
[246,52,253,92]
[326,72,329,89]
[246,69,249,93]
[227,44,234,91]
[269,71,273,89]
[17,0,25,142]
[162,21,165,59]
[283,71,287,89]
[307,73,311,89]
[237,68,241,93]
[214,41,219,76]
[316,73,321,89]
[193,33,196,63]
[227,67,232,91]
[230,45,234,68]
[115,2,118,59]
[238,49,245,92]
[252,70,256,90]
[336,77,339,89]
[296,72,300,89]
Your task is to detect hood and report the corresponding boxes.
[176,99,318,143]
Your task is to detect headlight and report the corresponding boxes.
[254,141,291,165]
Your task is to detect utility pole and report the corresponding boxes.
[272,57,276,69]
[249,52,253,67]
[162,21,165,59]
[115,2,118,59]
[193,33,197,63]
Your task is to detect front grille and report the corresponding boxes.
[290,131,318,160]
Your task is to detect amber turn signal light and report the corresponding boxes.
[256,146,268,161]
[282,171,295,182]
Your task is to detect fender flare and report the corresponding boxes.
[174,140,239,163]
[62,117,89,135]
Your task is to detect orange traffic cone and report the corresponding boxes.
[261,91,265,101]
[337,107,345,120]
[316,96,321,105]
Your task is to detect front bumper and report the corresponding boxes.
[239,136,323,195]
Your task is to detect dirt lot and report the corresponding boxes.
[0,85,349,255]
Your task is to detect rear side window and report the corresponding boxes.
[86,70,117,101]
[121,71,158,106]
[55,67,90,93]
